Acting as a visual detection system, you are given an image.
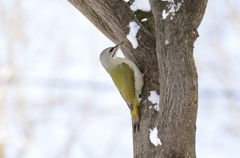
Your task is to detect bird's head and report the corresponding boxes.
[100,42,124,61]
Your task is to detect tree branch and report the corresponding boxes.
[68,0,208,157]
[147,0,208,157]
[68,1,158,84]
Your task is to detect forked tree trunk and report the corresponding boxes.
[68,0,208,157]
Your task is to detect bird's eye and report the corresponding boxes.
[108,47,114,53]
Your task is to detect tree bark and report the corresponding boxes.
[68,0,208,157]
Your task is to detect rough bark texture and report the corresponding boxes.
[68,0,208,157]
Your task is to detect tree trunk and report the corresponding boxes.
[68,0,208,157]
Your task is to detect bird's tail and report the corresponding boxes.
[131,95,140,133]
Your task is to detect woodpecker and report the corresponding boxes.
[100,42,144,132]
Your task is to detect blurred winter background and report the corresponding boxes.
[0,0,239,157]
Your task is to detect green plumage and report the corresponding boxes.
[109,62,135,107]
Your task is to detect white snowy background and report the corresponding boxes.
[0,0,239,158]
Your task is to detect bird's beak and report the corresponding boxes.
[115,41,124,48]
[112,42,124,57]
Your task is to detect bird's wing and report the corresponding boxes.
[109,62,135,106]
